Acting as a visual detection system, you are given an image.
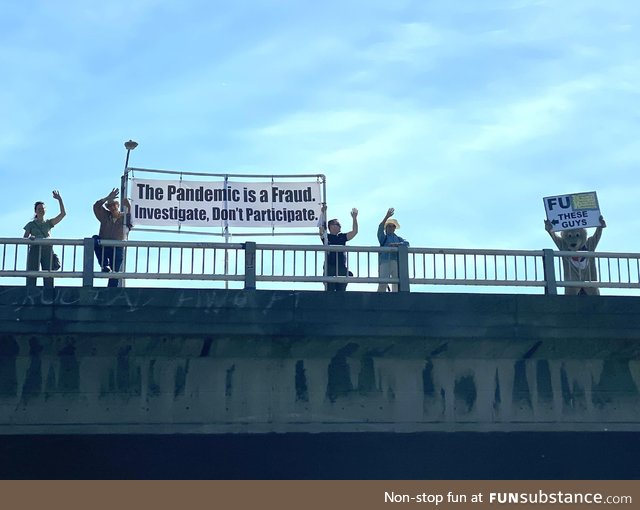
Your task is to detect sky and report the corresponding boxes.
[2,0,640,261]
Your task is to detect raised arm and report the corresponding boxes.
[378,207,394,245]
[544,219,563,249]
[49,190,66,226]
[318,204,327,243]
[380,207,394,226]
[94,188,119,220]
[346,208,358,241]
[588,215,606,249]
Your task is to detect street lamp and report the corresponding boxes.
[124,139,138,169]
[120,140,138,288]
[121,139,138,204]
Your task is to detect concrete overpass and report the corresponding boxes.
[1,286,639,478]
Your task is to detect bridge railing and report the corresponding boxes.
[1,237,639,294]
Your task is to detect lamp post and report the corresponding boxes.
[120,140,138,213]
[120,140,138,288]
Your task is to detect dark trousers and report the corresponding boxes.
[26,245,53,288]
[93,236,124,288]
[325,264,348,292]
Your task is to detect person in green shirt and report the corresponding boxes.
[23,190,66,287]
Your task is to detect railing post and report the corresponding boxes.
[542,249,558,295]
[82,237,94,287]
[397,244,410,292]
[244,241,256,290]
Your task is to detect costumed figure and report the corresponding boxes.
[544,215,606,295]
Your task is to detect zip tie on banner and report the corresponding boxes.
[271,176,276,236]
[178,172,183,233]
[223,174,230,240]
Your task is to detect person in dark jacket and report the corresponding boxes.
[319,205,358,291]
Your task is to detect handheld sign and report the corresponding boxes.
[543,191,601,232]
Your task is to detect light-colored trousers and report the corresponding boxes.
[378,259,398,292]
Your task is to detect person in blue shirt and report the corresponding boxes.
[319,205,358,291]
[377,207,409,292]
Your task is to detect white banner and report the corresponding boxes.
[543,191,601,232]
[130,178,322,228]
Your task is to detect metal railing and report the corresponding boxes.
[1,237,640,294]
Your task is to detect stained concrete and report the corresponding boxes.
[1,286,639,434]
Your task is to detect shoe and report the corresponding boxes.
[102,266,112,273]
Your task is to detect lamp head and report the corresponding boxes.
[124,140,138,151]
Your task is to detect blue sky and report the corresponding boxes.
[3,0,640,256]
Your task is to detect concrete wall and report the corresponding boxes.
[1,286,639,434]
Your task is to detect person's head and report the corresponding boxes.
[106,200,120,215]
[560,228,587,250]
[384,218,400,235]
[33,201,45,219]
[328,218,341,234]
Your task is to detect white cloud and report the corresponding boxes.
[459,78,599,152]
[361,22,446,62]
